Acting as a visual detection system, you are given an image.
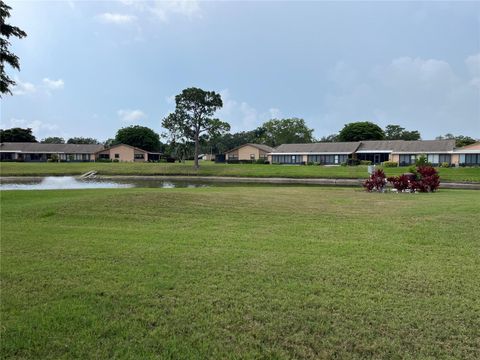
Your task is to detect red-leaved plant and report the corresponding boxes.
[387,174,410,192]
[415,165,440,192]
[363,169,387,192]
[387,166,440,193]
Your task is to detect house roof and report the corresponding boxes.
[272,142,360,154]
[225,143,275,153]
[390,139,455,153]
[0,142,104,154]
[454,142,480,153]
[271,139,457,154]
[96,143,160,154]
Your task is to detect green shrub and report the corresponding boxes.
[340,162,347,167]
[415,154,430,166]
[382,161,398,167]
[256,158,267,164]
[440,162,450,168]
[346,158,360,166]
[360,160,372,165]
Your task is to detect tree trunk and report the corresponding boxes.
[194,129,199,169]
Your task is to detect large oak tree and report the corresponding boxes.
[162,87,230,169]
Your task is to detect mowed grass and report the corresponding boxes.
[1,161,480,182]
[1,187,480,359]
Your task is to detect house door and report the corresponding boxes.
[374,154,380,164]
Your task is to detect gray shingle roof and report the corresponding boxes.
[357,140,455,153]
[272,142,360,154]
[0,142,105,153]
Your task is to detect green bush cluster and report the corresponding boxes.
[382,161,398,167]
[360,160,372,165]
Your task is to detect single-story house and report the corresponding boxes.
[270,142,359,165]
[225,143,275,161]
[95,144,160,162]
[0,142,160,162]
[0,142,104,162]
[267,139,479,166]
[453,142,480,166]
[358,140,456,166]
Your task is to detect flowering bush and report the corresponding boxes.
[363,169,387,192]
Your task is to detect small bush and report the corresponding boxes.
[440,162,450,168]
[346,158,360,166]
[363,169,387,192]
[387,174,410,192]
[416,165,440,192]
[415,154,429,166]
[382,161,398,168]
[340,162,347,167]
[360,160,372,165]
[256,158,268,164]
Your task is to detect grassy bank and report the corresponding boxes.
[1,187,479,358]
[1,161,480,182]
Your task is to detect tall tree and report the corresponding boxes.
[41,136,65,144]
[67,137,99,145]
[0,1,27,96]
[0,127,36,142]
[385,124,421,140]
[258,118,314,147]
[162,87,230,169]
[337,121,385,142]
[114,125,161,152]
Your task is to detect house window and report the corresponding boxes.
[250,154,255,160]
[134,153,145,160]
[99,154,110,160]
[115,153,120,159]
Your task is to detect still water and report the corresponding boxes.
[0,177,213,191]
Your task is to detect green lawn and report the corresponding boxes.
[1,187,479,359]
[1,161,480,182]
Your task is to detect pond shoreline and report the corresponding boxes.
[1,175,479,189]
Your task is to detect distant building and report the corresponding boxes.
[267,140,480,166]
[225,143,275,162]
[0,142,103,162]
[95,144,160,162]
[0,142,160,162]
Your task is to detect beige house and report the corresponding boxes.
[225,143,275,161]
[95,144,160,162]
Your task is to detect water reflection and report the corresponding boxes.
[0,177,212,190]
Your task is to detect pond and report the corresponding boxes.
[0,177,215,191]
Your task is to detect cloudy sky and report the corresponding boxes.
[1,0,479,141]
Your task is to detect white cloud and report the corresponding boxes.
[319,55,480,139]
[466,53,480,88]
[43,78,64,90]
[119,0,202,22]
[216,89,281,133]
[268,108,282,119]
[97,12,137,24]
[117,109,146,122]
[12,79,36,95]
[0,118,59,139]
[149,0,202,21]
